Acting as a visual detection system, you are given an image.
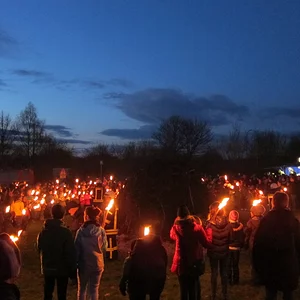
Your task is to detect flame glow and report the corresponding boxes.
[283,187,287,192]
[144,226,150,236]
[5,206,10,213]
[218,197,230,210]
[224,175,228,181]
[259,190,264,195]
[252,199,262,206]
[33,204,40,210]
[105,199,114,211]
[22,209,26,215]
[50,199,55,204]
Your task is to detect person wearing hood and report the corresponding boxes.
[119,224,168,300]
[206,201,233,300]
[244,203,265,285]
[170,205,209,300]
[253,192,300,300]
[37,204,77,300]
[0,233,21,300]
[227,210,244,285]
[75,206,107,300]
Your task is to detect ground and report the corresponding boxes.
[17,220,300,300]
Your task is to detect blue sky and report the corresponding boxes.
[1,0,300,147]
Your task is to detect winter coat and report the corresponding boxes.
[244,216,263,251]
[253,209,300,291]
[170,216,208,275]
[0,283,20,300]
[75,220,107,272]
[206,215,232,259]
[37,219,77,277]
[127,235,167,293]
[229,221,244,250]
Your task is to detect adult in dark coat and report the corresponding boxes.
[253,192,300,300]
[37,204,77,300]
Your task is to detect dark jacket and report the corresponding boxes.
[0,283,20,300]
[206,215,232,259]
[170,216,208,275]
[253,209,300,291]
[37,219,76,277]
[229,221,244,250]
[74,220,107,272]
[127,235,167,294]
[244,216,263,251]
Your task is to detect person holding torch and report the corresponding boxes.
[170,205,209,300]
[206,200,233,300]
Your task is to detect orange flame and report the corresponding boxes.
[5,206,10,213]
[218,197,230,210]
[105,199,114,211]
[144,226,150,236]
[252,199,262,206]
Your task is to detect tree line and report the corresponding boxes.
[2,102,300,234]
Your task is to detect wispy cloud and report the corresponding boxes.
[44,125,74,138]
[0,79,7,87]
[100,125,156,139]
[0,29,18,57]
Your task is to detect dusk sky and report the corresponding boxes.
[1,0,300,148]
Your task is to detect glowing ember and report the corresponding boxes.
[144,226,150,236]
[252,199,262,206]
[105,199,114,211]
[5,206,10,213]
[218,197,230,210]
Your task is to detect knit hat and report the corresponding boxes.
[177,205,190,219]
[272,191,289,209]
[250,204,266,216]
[85,206,101,221]
[229,210,239,223]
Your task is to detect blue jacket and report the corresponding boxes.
[75,221,107,272]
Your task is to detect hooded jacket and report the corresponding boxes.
[206,215,232,259]
[244,216,263,251]
[253,208,300,291]
[37,219,76,277]
[75,220,107,272]
[170,216,208,275]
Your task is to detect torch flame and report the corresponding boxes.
[144,226,150,236]
[90,190,93,195]
[33,204,40,210]
[22,209,26,215]
[252,199,262,206]
[5,206,10,213]
[40,199,45,205]
[31,190,35,195]
[218,197,230,210]
[259,190,264,195]
[283,187,287,192]
[17,230,22,237]
[110,175,113,181]
[10,235,18,243]
[50,199,55,204]
[236,182,240,187]
[105,199,114,211]
[224,175,228,181]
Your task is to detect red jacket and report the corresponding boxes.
[170,216,208,275]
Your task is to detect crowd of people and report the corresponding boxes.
[0,174,300,300]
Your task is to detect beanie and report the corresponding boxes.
[177,205,190,219]
[85,206,101,221]
[229,210,239,223]
[250,204,266,216]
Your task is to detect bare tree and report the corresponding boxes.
[15,102,46,165]
[153,116,212,156]
[223,124,248,160]
[0,111,16,162]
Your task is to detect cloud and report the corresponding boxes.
[105,88,249,126]
[44,125,74,138]
[259,107,300,119]
[100,125,156,139]
[107,78,133,88]
[0,79,7,87]
[0,29,17,57]
[57,138,93,145]
[83,78,134,89]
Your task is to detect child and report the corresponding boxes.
[119,240,137,296]
[244,203,265,285]
[227,210,244,285]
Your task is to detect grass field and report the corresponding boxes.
[16,220,300,300]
